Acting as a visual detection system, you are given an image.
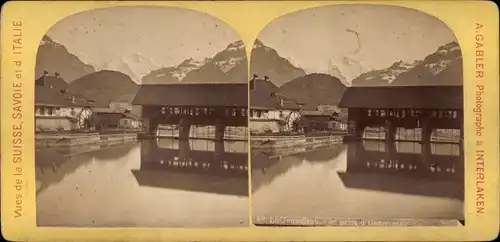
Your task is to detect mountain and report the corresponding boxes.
[250,39,306,86]
[391,42,462,86]
[142,41,247,84]
[351,41,462,86]
[102,53,160,84]
[278,73,347,110]
[328,62,348,85]
[68,70,139,107]
[142,39,305,86]
[351,60,421,86]
[36,35,96,82]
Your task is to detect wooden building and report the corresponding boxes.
[299,110,347,133]
[132,83,248,140]
[249,75,302,133]
[338,86,463,143]
[91,107,141,130]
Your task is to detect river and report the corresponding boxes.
[251,140,464,226]
[35,139,249,227]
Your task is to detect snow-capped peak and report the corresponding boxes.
[252,39,274,52]
[39,35,64,49]
[168,58,209,81]
[226,40,245,51]
[40,35,53,46]
[379,60,420,83]
[436,41,460,55]
[390,60,421,70]
[253,39,264,49]
[425,42,461,75]
[425,60,452,75]
[215,57,245,73]
[179,58,208,68]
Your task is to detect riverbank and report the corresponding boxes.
[36,132,138,148]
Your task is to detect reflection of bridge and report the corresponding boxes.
[337,141,464,200]
[339,86,463,144]
[131,139,248,196]
[132,84,248,141]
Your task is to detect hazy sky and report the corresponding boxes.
[258,4,458,81]
[47,6,241,83]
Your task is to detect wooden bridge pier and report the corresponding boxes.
[178,139,191,159]
[149,119,159,136]
[178,117,191,140]
[215,118,226,142]
[421,116,432,144]
[384,120,397,143]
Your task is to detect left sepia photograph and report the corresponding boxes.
[34,6,249,227]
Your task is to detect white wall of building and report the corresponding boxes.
[250,109,301,133]
[35,106,93,131]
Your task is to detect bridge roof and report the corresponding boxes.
[132,83,248,107]
[338,85,463,109]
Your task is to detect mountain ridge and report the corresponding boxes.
[68,70,139,107]
[36,35,96,83]
[278,73,347,110]
[352,41,462,86]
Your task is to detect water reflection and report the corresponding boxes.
[251,141,464,223]
[338,141,464,199]
[36,142,139,194]
[133,139,248,196]
[36,139,249,227]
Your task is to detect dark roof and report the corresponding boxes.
[123,112,141,120]
[35,85,93,107]
[302,110,337,116]
[250,78,301,110]
[35,74,69,90]
[91,107,128,114]
[338,85,463,109]
[92,107,141,120]
[132,84,247,107]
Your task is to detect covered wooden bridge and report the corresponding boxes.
[132,83,248,141]
[338,85,463,144]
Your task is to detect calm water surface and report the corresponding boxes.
[252,140,464,223]
[36,139,249,227]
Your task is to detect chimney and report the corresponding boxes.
[55,72,60,78]
[42,70,49,87]
[250,74,258,91]
[264,76,269,81]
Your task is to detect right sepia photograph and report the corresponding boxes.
[249,4,464,227]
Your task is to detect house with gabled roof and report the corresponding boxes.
[91,106,141,130]
[249,74,302,133]
[35,72,94,131]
